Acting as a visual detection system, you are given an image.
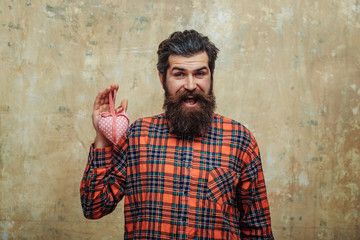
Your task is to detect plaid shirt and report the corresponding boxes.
[80,113,274,239]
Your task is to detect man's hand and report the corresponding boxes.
[92,84,128,148]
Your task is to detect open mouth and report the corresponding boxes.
[184,96,197,106]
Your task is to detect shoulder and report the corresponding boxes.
[131,113,166,126]
[212,113,258,159]
[128,113,168,135]
[212,113,252,136]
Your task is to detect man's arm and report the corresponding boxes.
[237,140,274,239]
[80,139,128,219]
[80,84,129,219]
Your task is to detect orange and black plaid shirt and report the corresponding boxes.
[80,113,274,239]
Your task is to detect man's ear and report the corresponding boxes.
[158,72,165,89]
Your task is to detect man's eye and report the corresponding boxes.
[174,72,184,77]
[196,72,205,76]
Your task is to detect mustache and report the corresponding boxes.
[165,88,215,105]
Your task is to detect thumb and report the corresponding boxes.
[120,99,128,112]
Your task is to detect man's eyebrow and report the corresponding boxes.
[171,67,186,72]
[195,66,208,72]
[171,66,208,72]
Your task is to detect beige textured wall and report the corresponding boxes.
[1,0,359,239]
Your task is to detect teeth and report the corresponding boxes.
[185,99,196,105]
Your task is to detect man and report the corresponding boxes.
[81,30,274,239]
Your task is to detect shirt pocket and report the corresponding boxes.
[206,167,239,206]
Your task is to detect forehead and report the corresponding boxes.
[168,52,209,70]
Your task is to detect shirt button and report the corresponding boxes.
[184,191,189,196]
[186,164,191,169]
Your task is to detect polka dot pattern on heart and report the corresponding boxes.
[98,112,130,144]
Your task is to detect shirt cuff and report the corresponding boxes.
[90,143,113,168]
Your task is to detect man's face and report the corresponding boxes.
[160,51,212,102]
[160,52,216,137]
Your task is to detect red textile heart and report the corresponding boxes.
[97,90,130,144]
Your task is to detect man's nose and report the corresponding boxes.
[184,75,196,91]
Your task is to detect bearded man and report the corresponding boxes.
[80,30,274,240]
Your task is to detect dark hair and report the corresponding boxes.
[157,30,219,81]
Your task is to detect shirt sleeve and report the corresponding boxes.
[237,139,274,239]
[80,134,128,219]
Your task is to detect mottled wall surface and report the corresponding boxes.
[1,0,359,239]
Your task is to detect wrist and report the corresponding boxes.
[94,132,112,148]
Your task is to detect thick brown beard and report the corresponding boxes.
[163,88,216,137]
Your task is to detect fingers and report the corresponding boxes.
[92,84,120,132]
[103,84,119,96]
[93,91,103,111]
[120,98,128,112]
[93,84,123,114]
[94,85,119,104]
